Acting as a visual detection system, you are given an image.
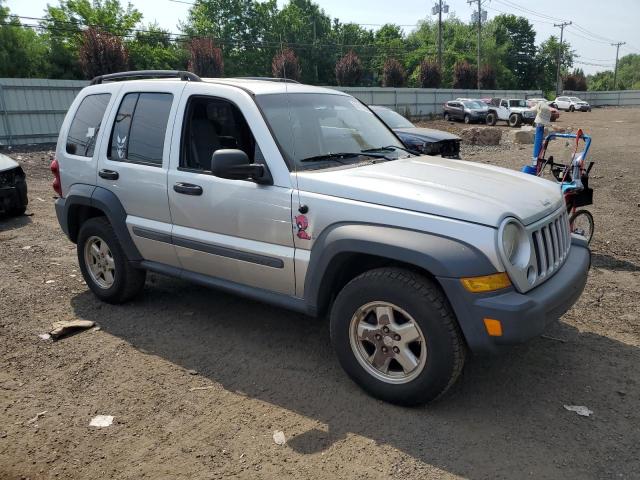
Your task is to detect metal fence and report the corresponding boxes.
[0,78,87,146]
[8,77,640,146]
[563,90,640,107]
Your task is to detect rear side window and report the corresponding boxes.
[66,93,111,157]
[109,92,173,166]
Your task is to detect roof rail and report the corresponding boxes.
[233,77,301,84]
[90,70,201,85]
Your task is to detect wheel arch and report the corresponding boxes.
[304,223,497,316]
[58,184,142,261]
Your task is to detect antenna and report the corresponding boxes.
[279,36,304,213]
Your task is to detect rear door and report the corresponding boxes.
[96,82,185,267]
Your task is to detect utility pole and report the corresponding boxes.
[611,42,626,90]
[554,21,571,96]
[433,1,449,70]
[467,0,485,89]
[312,20,318,84]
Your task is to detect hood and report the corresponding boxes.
[0,153,19,172]
[393,127,460,143]
[296,156,564,227]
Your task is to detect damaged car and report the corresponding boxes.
[0,152,27,217]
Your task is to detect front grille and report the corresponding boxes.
[530,210,571,284]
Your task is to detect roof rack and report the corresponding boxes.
[90,70,201,85]
[233,77,301,84]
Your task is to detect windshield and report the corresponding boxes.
[508,99,527,108]
[372,107,415,129]
[255,93,405,169]
[463,101,486,109]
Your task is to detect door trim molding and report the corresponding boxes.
[132,226,285,269]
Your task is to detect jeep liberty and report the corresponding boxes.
[53,71,590,405]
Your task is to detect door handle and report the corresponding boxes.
[99,169,119,180]
[173,182,203,196]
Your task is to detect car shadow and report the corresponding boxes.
[591,252,640,272]
[70,274,640,479]
[0,212,32,232]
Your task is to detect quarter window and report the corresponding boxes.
[109,92,173,166]
[66,93,111,157]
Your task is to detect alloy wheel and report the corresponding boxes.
[84,235,116,289]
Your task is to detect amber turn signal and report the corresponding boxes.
[483,318,503,337]
[460,272,511,293]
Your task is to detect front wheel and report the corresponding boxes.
[570,210,594,244]
[569,105,575,112]
[508,113,522,127]
[464,114,471,124]
[486,112,497,126]
[77,217,146,304]
[444,112,450,121]
[330,268,466,406]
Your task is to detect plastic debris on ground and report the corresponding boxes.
[25,411,47,425]
[50,320,95,339]
[89,415,114,428]
[273,430,286,445]
[563,405,593,417]
[38,333,51,341]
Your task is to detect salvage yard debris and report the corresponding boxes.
[25,411,47,425]
[272,430,286,445]
[49,319,95,339]
[89,415,114,428]
[563,405,594,417]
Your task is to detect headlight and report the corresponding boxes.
[498,218,530,268]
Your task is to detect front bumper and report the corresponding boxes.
[438,238,590,354]
[0,174,28,214]
[578,105,591,112]
[522,116,536,124]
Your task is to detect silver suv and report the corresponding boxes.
[53,71,591,405]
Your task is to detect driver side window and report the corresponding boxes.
[180,96,259,172]
[500,100,508,108]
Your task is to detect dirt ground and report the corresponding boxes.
[1,107,639,480]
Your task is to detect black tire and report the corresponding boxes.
[570,210,594,244]
[329,268,466,406]
[508,113,522,128]
[569,105,575,112]
[486,112,497,126]
[444,112,450,121]
[77,216,146,304]
[464,114,471,124]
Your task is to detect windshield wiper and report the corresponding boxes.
[300,152,388,163]
[361,145,417,156]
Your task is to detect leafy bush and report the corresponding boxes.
[564,70,587,91]
[452,60,477,89]
[382,58,405,87]
[187,37,224,77]
[78,28,128,80]
[335,50,363,86]
[479,64,497,89]
[417,59,441,88]
[272,48,301,81]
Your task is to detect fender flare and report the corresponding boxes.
[57,184,142,261]
[303,223,498,313]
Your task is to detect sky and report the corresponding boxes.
[7,0,640,75]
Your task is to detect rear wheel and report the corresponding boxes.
[330,268,466,406]
[569,105,575,112]
[464,114,471,124]
[570,210,594,244]
[486,112,497,126]
[444,112,450,121]
[77,217,146,304]
[508,113,522,127]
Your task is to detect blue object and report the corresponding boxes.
[521,165,537,175]
[532,124,545,164]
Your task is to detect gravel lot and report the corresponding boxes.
[1,107,639,479]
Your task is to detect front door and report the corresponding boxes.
[96,83,185,267]
[167,84,296,296]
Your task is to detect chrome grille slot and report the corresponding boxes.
[528,209,571,287]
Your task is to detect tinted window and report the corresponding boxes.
[66,93,111,157]
[109,92,173,165]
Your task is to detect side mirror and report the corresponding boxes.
[211,149,272,184]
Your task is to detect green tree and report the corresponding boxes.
[0,2,49,77]
[489,14,537,89]
[128,24,185,71]
[535,35,574,95]
[42,0,142,78]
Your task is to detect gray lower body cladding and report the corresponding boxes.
[438,239,590,354]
